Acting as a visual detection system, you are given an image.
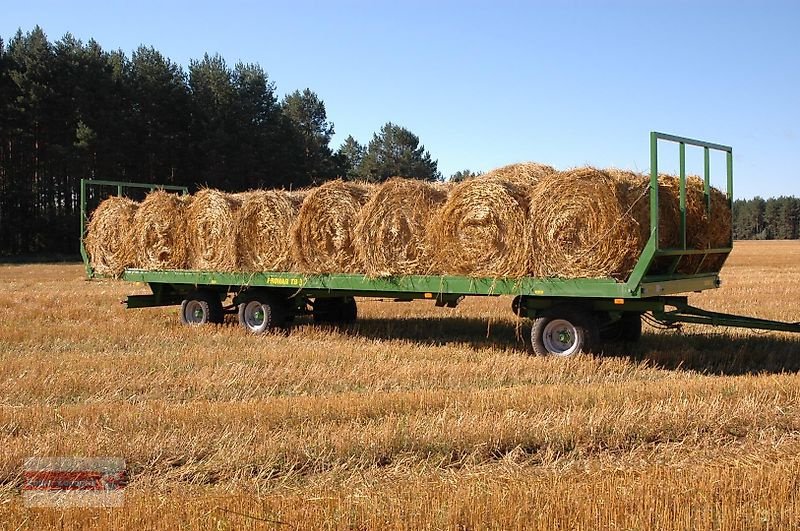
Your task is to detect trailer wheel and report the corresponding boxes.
[313,297,357,324]
[531,307,598,356]
[238,297,286,334]
[179,290,224,325]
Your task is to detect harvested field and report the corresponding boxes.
[354,177,448,276]
[290,180,372,273]
[0,241,799,528]
[84,195,139,277]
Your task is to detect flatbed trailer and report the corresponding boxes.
[81,132,800,355]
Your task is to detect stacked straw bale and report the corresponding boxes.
[483,162,555,187]
[527,168,642,279]
[185,188,244,271]
[84,196,139,277]
[528,168,731,278]
[290,180,372,273]
[236,190,301,271]
[85,160,731,280]
[429,176,532,278]
[131,190,190,270]
[354,177,448,276]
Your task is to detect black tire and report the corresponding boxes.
[313,297,357,324]
[179,290,224,325]
[531,306,598,356]
[237,296,287,334]
[601,312,642,343]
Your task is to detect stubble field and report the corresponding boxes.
[1,240,799,529]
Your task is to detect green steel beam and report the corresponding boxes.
[649,132,660,249]
[654,247,731,257]
[123,268,723,300]
[82,179,188,193]
[704,147,711,213]
[651,132,732,152]
[639,275,720,297]
[679,142,687,249]
[79,178,92,277]
[655,304,800,333]
[123,269,646,298]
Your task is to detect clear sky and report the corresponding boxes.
[3,0,798,198]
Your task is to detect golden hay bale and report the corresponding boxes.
[575,169,731,276]
[701,187,733,272]
[290,180,372,273]
[84,196,139,277]
[606,169,683,249]
[131,190,190,270]
[428,176,531,277]
[236,190,300,271]
[353,177,448,276]
[482,162,555,188]
[528,168,641,279]
[185,188,243,271]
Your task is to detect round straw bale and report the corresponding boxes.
[701,187,732,271]
[606,169,682,248]
[290,179,372,273]
[132,190,190,270]
[428,176,531,277]
[236,190,300,272]
[605,170,731,274]
[483,162,555,188]
[185,188,243,271]
[354,177,448,276]
[528,167,641,279]
[84,196,139,277]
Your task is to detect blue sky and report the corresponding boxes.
[3,1,798,198]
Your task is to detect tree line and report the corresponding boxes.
[733,196,800,240]
[0,27,440,256]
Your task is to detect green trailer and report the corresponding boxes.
[80,132,800,355]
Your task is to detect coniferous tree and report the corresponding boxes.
[357,122,441,182]
[281,88,336,184]
[335,135,365,180]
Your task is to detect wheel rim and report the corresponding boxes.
[542,319,582,356]
[243,301,267,331]
[183,300,206,325]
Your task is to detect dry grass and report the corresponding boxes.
[1,241,799,528]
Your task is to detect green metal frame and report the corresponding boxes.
[80,179,188,277]
[623,132,733,291]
